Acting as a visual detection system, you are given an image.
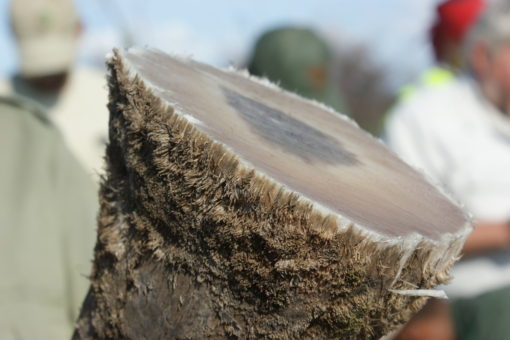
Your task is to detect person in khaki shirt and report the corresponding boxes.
[0,95,97,339]
[1,0,109,182]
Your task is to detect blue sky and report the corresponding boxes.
[0,0,442,90]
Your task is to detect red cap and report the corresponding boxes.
[431,0,486,60]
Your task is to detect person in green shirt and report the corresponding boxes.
[247,26,346,115]
[0,95,97,339]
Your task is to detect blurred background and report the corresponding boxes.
[0,0,445,135]
[4,0,510,339]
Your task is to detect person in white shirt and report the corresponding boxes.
[386,0,510,339]
[0,0,109,182]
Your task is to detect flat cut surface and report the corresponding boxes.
[122,49,466,240]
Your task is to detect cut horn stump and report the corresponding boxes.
[74,48,471,340]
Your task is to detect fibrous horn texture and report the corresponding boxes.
[73,48,471,340]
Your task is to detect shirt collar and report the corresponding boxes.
[461,74,510,141]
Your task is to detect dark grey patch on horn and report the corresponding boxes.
[222,87,360,166]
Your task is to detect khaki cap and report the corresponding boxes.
[10,0,79,76]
